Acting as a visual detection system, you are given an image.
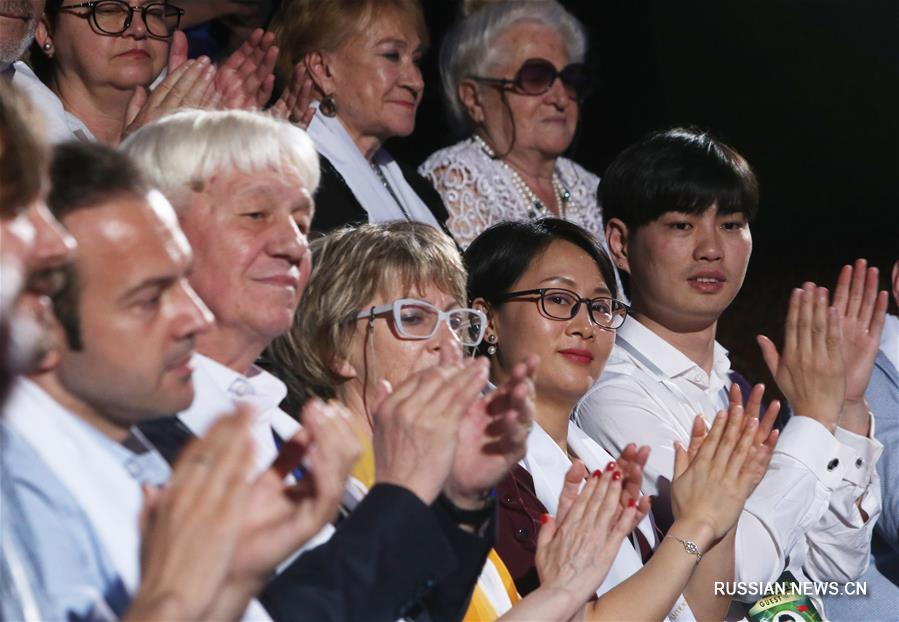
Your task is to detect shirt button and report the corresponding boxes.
[514,526,530,541]
[501,494,515,505]
[827,458,839,471]
[855,458,864,468]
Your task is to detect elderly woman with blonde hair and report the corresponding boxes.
[270,0,449,233]
[419,1,605,250]
[267,221,651,621]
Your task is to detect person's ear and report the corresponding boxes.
[34,17,54,57]
[304,50,336,99]
[605,218,631,274]
[458,79,486,125]
[331,356,357,381]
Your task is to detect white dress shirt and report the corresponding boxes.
[10,61,95,143]
[573,317,883,599]
[522,421,696,621]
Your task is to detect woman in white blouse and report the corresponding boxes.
[419,1,602,249]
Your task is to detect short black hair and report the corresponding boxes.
[464,218,618,353]
[48,142,150,350]
[600,127,759,229]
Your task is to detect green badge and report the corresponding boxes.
[747,571,824,622]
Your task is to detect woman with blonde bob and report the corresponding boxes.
[268,221,656,621]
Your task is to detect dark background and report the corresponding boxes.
[388,0,899,393]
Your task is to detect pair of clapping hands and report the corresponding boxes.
[122,28,317,137]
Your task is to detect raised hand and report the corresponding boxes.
[123,57,219,138]
[226,399,360,587]
[214,28,278,109]
[757,284,845,432]
[370,341,489,505]
[269,60,316,128]
[671,403,774,542]
[536,463,647,602]
[831,259,889,433]
[130,409,257,621]
[614,443,651,509]
[444,354,538,509]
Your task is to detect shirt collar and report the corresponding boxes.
[615,317,730,387]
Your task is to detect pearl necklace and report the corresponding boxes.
[474,135,571,219]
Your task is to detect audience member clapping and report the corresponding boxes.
[269,0,449,232]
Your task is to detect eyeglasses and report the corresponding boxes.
[495,288,629,330]
[470,58,592,101]
[356,299,487,347]
[59,0,184,38]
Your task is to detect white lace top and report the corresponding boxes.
[419,137,606,249]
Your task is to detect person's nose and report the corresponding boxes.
[28,202,76,273]
[693,221,724,262]
[172,279,214,340]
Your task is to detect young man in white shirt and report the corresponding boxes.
[574,127,886,611]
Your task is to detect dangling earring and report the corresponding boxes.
[319,95,337,117]
[485,333,497,356]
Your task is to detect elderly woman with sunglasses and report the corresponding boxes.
[419,1,603,249]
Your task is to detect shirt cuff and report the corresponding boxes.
[835,415,884,487]
[775,416,844,489]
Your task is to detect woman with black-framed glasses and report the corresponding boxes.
[420,1,610,256]
[26,0,189,144]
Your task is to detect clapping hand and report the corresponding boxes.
[269,60,316,128]
[757,284,845,432]
[214,28,278,109]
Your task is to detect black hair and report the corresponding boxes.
[464,218,617,353]
[600,127,759,229]
[48,141,149,350]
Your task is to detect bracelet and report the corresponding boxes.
[665,534,703,564]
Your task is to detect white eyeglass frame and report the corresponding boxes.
[355,298,488,347]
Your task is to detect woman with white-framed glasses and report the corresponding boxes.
[420,1,610,255]
[27,0,189,144]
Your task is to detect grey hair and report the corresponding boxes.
[440,0,587,133]
[120,109,320,208]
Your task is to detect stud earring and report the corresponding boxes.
[485,333,497,356]
[319,95,337,117]
[42,41,52,51]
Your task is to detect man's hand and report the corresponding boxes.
[832,259,889,434]
[757,284,845,432]
[443,355,538,509]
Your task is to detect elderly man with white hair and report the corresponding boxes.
[123,108,526,621]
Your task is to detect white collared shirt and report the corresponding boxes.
[10,61,95,143]
[179,353,301,475]
[573,317,883,597]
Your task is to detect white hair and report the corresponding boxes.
[440,0,588,133]
[120,109,320,209]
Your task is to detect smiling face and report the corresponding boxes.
[55,191,213,425]
[622,204,752,332]
[473,21,579,159]
[342,282,464,397]
[179,166,313,360]
[323,9,424,153]
[487,240,614,409]
[0,0,44,66]
[40,0,169,92]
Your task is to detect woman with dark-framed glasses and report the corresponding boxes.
[464,217,775,620]
[28,0,186,144]
[419,1,607,251]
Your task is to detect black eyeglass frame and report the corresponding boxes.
[468,57,593,101]
[58,0,185,38]
[493,287,629,330]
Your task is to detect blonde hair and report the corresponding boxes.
[0,85,49,215]
[267,221,466,407]
[271,0,429,89]
[120,109,320,209]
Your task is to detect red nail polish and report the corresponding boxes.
[539,513,550,524]
[606,461,617,471]
[627,498,637,508]
[612,471,622,481]
[592,469,602,478]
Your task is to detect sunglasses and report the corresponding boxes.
[470,58,592,100]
